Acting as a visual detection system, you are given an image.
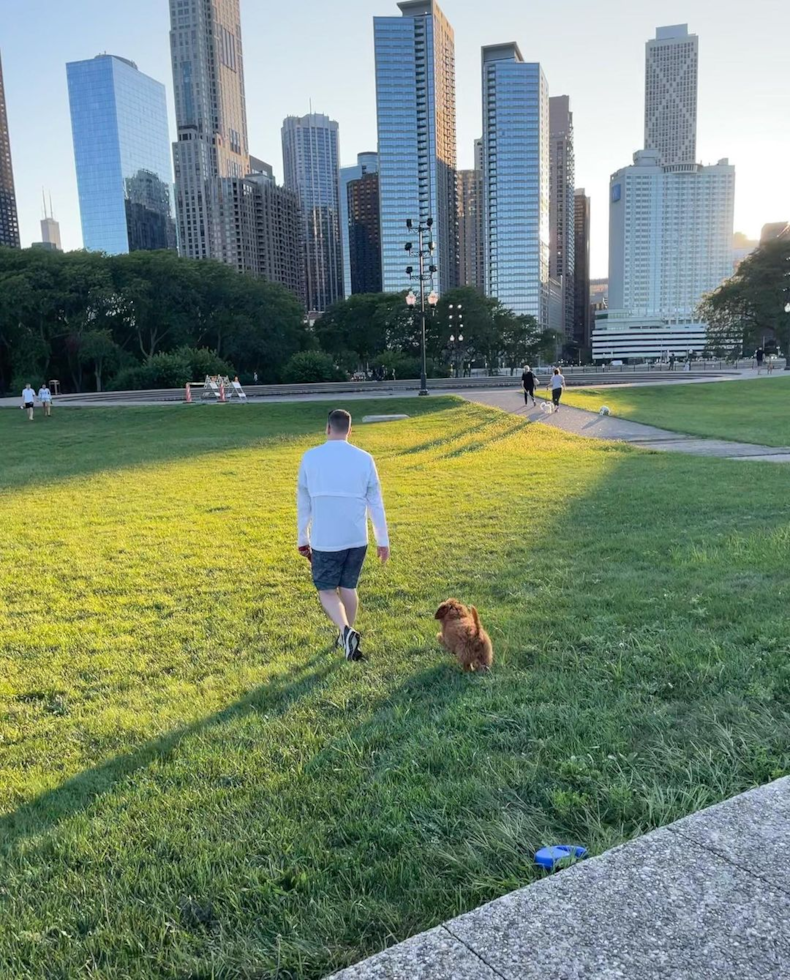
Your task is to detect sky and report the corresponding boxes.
[1,0,788,279]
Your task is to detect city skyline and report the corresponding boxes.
[1,0,788,277]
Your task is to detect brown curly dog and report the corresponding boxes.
[434,598,493,672]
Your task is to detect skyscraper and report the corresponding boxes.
[481,43,550,324]
[170,0,249,261]
[573,189,591,350]
[38,194,62,251]
[644,25,698,166]
[67,55,175,254]
[282,113,343,315]
[340,152,378,297]
[374,0,458,295]
[0,51,20,248]
[347,171,382,295]
[549,96,575,341]
[457,169,483,291]
[248,168,304,303]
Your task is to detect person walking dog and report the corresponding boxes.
[297,409,390,662]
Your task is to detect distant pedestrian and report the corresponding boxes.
[38,383,52,418]
[549,368,566,412]
[755,347,765,374]
[22,383,35,421]
[253,371,259,384]
[767,355,776,374]
[521,365,537,407]
[669,352,676,371]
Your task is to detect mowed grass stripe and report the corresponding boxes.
[1,399,789,978]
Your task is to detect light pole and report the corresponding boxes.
[783,258,790,370]
[448,302,464,377]
[405,218,438,395]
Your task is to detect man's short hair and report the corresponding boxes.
[328,409,351,434]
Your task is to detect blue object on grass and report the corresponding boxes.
[535,845,588,870]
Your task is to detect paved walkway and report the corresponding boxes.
[328,777,790,979]
[464,389,790,463]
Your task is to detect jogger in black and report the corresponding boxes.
[521,365,537,407]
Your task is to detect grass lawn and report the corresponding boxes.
[562,374,790,447]
[2,398,790,979]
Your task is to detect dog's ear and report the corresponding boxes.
[434,602,450,620]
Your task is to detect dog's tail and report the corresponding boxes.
[470,606,482,636]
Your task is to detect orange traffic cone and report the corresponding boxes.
[185,383,192,403]
[219,382,226,403]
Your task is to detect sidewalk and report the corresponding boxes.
[464,390,790,463]
[328,777,790,979]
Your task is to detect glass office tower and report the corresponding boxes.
[340,152,378,297]
[482,43,549,324]
[67,55,175,254]
[282,113,343,315]
[374,0,458,295]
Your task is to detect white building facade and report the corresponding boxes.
[599,150,735,361]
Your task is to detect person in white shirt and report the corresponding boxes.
[297,409,390,661]
[38,384,52,418]
[549,368,566,412]
[21,384,35,421]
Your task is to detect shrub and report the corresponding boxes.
[281,351,345,384]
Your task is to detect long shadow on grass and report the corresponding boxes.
[0,651,340,847]
[4,437,790,979]
[0,397,459,492]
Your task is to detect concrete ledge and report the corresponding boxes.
[361,415,410,424]
[327,777,790,979]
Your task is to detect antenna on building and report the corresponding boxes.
[50,193,55,219]
[42,188,47,219]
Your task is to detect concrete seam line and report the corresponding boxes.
[440,923,511,980]
[666,825,790,899]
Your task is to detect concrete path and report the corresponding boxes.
[464,389,790,463]
[327,777,790,979]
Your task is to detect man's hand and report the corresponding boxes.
[298,545,313,563]
[377,546,391,565]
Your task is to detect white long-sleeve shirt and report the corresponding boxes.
[297,440,389,552]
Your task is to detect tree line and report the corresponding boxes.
[0,246,556,393]
[701,237,790,359]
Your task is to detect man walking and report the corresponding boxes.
[297,409,390,661]
[38,383,52,418]
[22,383,35,421]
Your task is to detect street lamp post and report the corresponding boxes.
[448,302,464,378]
[405,218,438,395]
[783,258,790,370]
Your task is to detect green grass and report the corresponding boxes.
[2,399,790,979]
[562,375,790,447]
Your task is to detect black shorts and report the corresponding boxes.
[23,402,34,409]
[552,388,562,405]
[312,546,368,592]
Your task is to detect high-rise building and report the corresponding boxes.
[549,96,575,341]
[457,169,483,290]
[340,152,378,297]
[0,51,20,248]
[282,113,343,315]
[761,222,790,243]
[170,0,249,262]
[248,169,304,303]
[644,25,698,166]
[374,1,458,295]
[573,189,591,350]
[34,194,62,251]
[347,171,382,295]
[482,43,549,324]
[67,55,175,254]
[598,150,735,360]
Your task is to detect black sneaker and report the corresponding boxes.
[343,626,363,662]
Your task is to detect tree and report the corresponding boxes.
[79,330,122,392]
[282,351,345,383]
[700,238,790,359]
